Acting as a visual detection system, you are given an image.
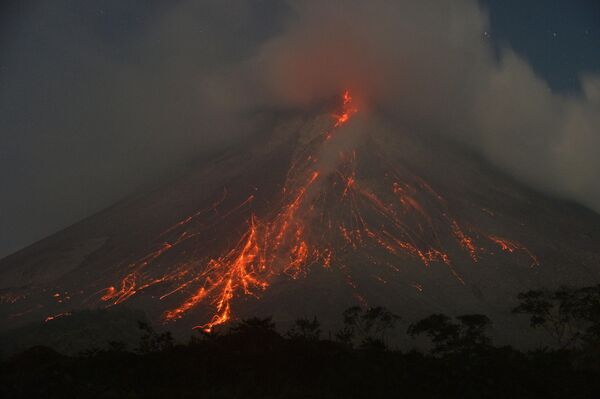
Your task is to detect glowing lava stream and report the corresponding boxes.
[98,89,540,332]
[165,89,358,331]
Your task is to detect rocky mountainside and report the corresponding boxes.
[1,92,599,347]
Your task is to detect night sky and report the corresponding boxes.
[1,0,599,258]
[484,0,600,93]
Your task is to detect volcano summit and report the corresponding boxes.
[1,91,599,345]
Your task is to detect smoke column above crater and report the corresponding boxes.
[230,0,600,214]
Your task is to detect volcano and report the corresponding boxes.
[1,91,600,344]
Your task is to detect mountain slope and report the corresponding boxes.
[1,92,599,346]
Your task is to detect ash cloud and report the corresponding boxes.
[1,0,599,257]
[241,0,600,214]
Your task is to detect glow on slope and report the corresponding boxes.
[92,89,539,331]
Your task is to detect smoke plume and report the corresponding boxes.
[239,0,600,214]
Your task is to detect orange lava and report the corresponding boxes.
[451,221,479,262]
[333,90,358,127]
[44,312,72,323]
[95,89,539,331]
[488,235,539,267]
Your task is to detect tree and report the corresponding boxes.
[229,317,277,335]
[287,317,321,341]
[513,285,600,349]
[137,321,173,353]
[225,317,282,351]
[335,306,400,349]
[408,313,491,354]
[456,314,492,347]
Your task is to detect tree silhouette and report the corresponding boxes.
[456,314,492,347]
[408,313,491,354]
[4,301,600,399]
[287,317,321,341]
[513,285,600,349]
[229,316,276,334]
[225,317,282,352]
[336,306,400,349]
[137,321,173,353]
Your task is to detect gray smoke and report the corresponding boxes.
[240,0,600,214]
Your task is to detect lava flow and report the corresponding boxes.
[96,89,540,332]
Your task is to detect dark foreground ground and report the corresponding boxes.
[2,285,600,399]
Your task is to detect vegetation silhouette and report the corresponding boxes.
[513,285,600,350]
[408,313,492,355]
[1,286,600,398]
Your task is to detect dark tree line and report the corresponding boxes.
[513,285,600,351]
[2,285,600,398]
